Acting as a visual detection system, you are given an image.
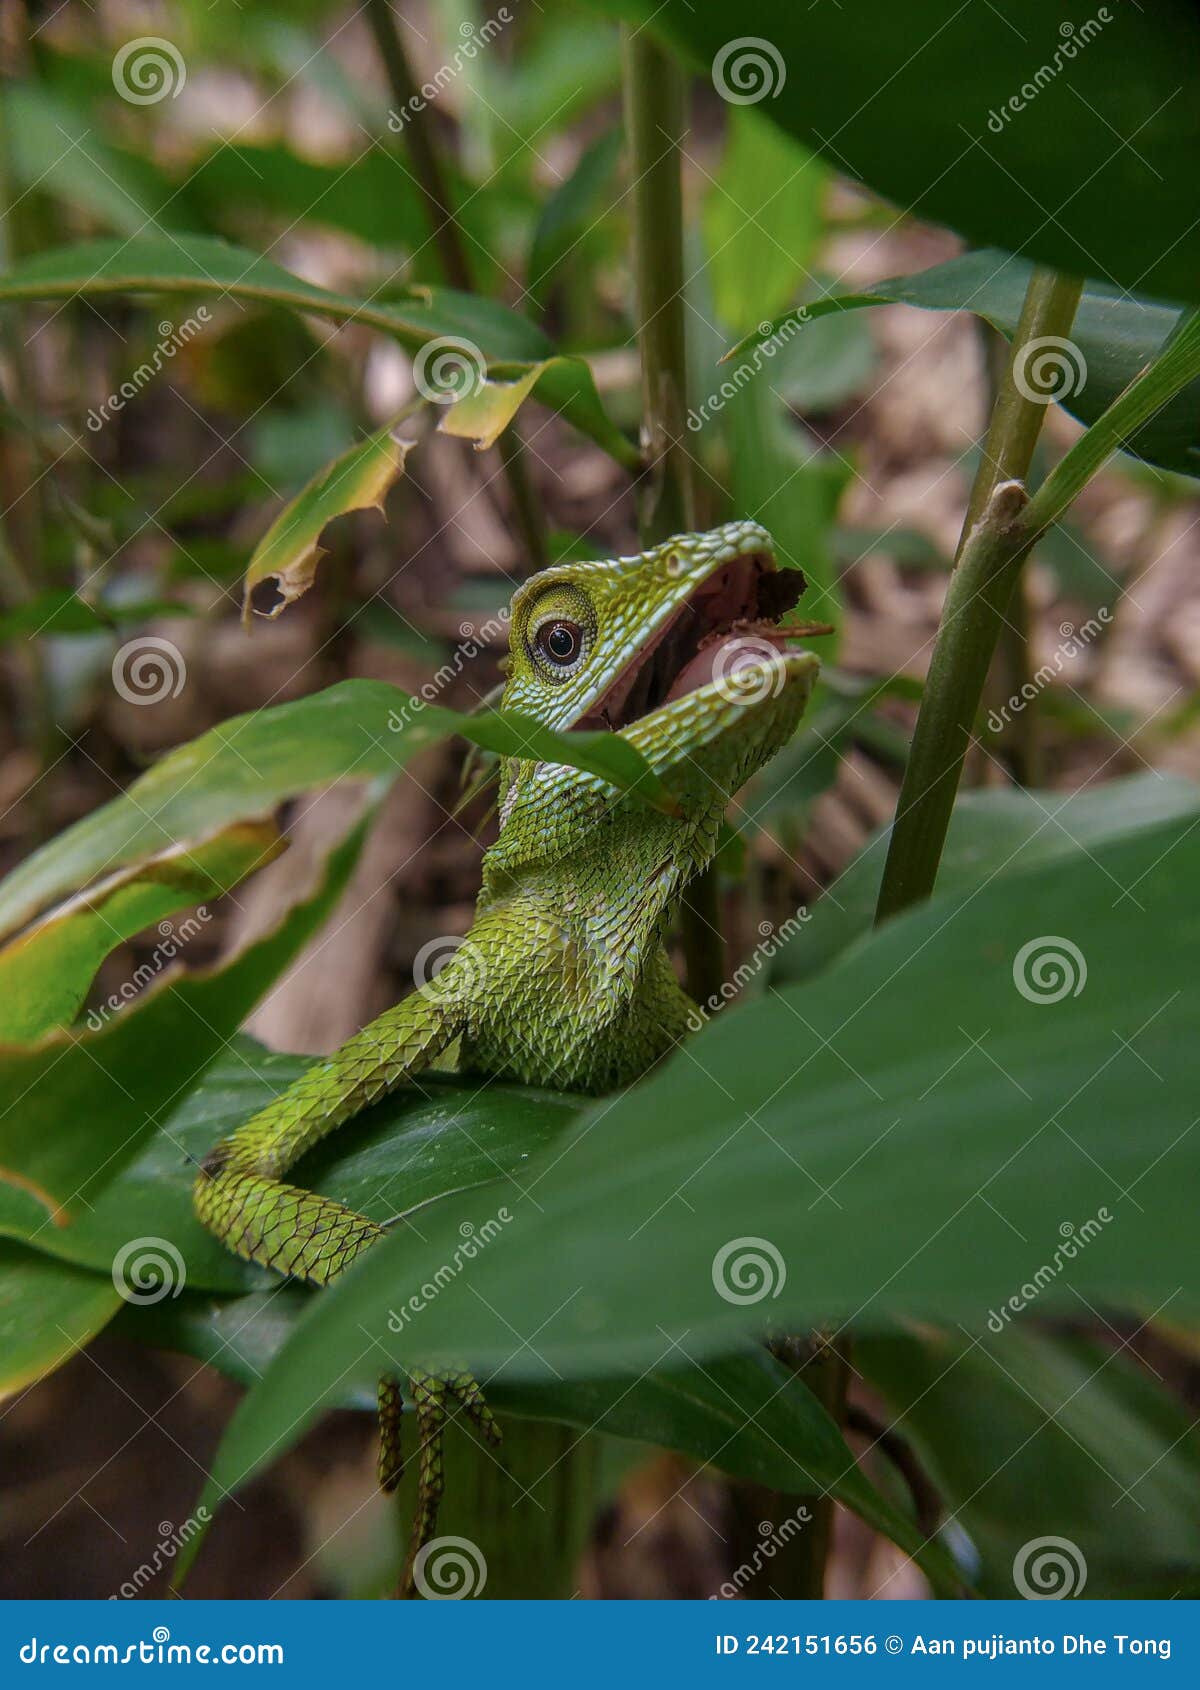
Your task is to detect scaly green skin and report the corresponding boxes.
[194,520,818,1594]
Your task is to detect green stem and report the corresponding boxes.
[365,0,547,571]
[874,269,1083,923]
[621,27,724,1004]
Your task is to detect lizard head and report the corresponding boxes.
[499,519,820,821]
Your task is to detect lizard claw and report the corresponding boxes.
[377,1366,501,1598]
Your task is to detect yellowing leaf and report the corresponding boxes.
[243,424,415,622]
[438,362,547,451]
[0,821,283,1044]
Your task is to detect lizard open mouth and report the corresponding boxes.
[580,551,827,732]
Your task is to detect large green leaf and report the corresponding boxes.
[703,110,828,337]
[0,823,282,1044]
[0,817,367,1237]
[135,1289,959,1594]
[203,806,1200,1487]
[0,1243,122,1398]
[859,1325,1200,1598]
[774,772,1200,986]
[734,251,1200,477]
[589,0,1200,307]
[0,680,677,941]
[29,1037,582,1296]
[0,238,636,466]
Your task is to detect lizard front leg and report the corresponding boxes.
[192,985,499,1596]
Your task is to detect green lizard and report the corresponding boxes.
[194,519,819,1593]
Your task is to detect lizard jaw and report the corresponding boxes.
[579,544,826,734]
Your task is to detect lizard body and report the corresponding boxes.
[194,519,819,1591]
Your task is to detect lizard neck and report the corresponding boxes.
[457,796,711,1093]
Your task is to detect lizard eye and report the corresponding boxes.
[536,620,583,667]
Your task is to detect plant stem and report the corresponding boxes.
[874,268,1083,923]
[621,26,724,1003]
[365,0,547,571]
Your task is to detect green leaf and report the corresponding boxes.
[734,250,1200,477]
[859,1325,1200,1598]
[0,238,634,465]
[0,681,676,942]
[0,814,367,1236]
[0,1242,122,1398]
[773,771,1200,987]
[724,381,849,637]
[139,1287,960,1595]
[31,1037,582,1296]
[589,0,1200,307]
[0,590,191,643]
[703,110,827,336]
[243,423,415,620]
[528,128,622,303]
[210,806,1200,1446]
[0,822,283,1044]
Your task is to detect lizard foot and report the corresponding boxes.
[376,1366,501,1598]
